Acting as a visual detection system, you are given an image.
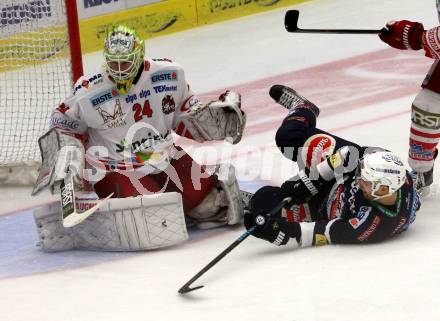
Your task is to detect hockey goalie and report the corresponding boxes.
[32,25,246,252]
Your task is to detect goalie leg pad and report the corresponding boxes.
[188,164,244,229]
[34,192,188,252]
[217,164,244,225]
[34,202,76,252]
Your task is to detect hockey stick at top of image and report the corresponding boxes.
[285,10,391,34]
[178,196,292,294]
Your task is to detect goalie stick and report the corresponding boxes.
[285,10,390,34]
[178,196,292,294]
[60,170,113,228]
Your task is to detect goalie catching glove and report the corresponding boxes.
[180,90,246,144]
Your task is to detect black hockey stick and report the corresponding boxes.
[285,10,389,34]
[178,196,292,294]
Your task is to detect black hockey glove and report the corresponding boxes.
[244,210,301,246]
[244,186,301,246]
[280,170,323,204]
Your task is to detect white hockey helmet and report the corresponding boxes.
[359,151,406,199]
[104,25,144,94]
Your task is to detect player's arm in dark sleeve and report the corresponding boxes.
[298,207,396,247]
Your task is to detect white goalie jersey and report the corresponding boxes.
[32,27,246,252]
[50,58,204,172]
[33,55,244,195]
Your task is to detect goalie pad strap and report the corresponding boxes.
[34,192,188,252]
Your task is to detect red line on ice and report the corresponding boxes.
[197,48,430,136]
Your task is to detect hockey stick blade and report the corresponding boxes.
[178,285,204,294]
[60,168,114,228]
[285,10,389,34]
[177,197,292,294]
[285,9,299,32]
[178,226,256,294]
[62,193,113,228]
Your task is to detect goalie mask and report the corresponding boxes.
[104,25,144,94]
[357,151,406,200]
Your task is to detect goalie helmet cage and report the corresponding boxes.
[0,0,83,185]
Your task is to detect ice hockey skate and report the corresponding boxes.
[414,149,438,194]
[269,84,320,117]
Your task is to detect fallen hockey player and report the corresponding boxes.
[244,85,421,247]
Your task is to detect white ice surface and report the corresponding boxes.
[1,0,440,320]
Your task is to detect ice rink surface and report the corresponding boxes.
[1,0,440,320]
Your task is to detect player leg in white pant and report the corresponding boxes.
[409,60,440,191]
